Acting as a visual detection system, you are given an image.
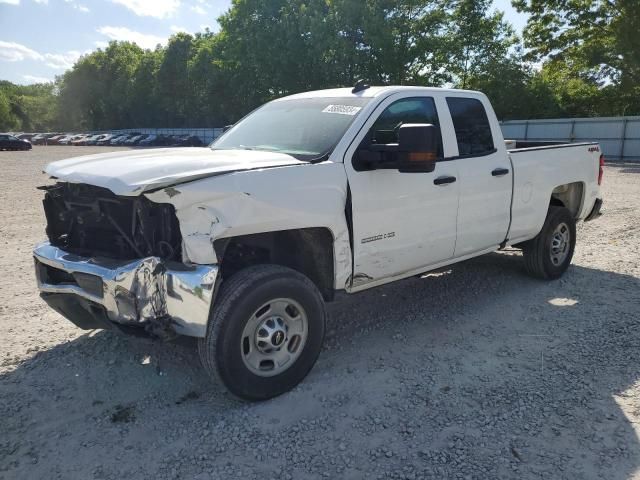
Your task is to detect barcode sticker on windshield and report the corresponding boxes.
[322,105,362,116]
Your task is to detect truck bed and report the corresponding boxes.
[505,141,602,245]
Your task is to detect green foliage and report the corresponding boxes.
[3,0,638,132]
[449,0,517,88]
[0,80,58,132]
[56,42,145,129]
[0,89,18,131]
[514,0,640,116]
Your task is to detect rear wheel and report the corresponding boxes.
[522,206,576,280]
[198,264,326,401]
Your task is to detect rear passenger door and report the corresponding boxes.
[446,96,512,257]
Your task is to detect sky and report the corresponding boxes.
[0,0,528,85]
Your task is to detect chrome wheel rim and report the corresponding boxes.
[550,222,570,266]
[240,298,308,377]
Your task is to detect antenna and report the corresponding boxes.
[352,80,370,94]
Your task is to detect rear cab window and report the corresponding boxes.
[446,97,495,157]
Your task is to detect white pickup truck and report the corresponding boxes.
[34,85,604,400]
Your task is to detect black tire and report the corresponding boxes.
[198,264,326,401]
[522,206,576,280]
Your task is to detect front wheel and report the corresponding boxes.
[198,264,326,401]
[522,206,576,280]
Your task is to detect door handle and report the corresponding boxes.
[492,168,510,177]
[434,176,457,186]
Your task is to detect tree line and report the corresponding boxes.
[1,0,639,133]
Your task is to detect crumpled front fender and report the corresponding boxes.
[144,163,353,289]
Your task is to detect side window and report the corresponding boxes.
[368,97,443,158]
[446,97,495,157]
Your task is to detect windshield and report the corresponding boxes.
[211,97,371,161]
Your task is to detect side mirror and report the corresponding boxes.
[397,124,438,173]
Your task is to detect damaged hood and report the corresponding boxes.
[44,147,306,196]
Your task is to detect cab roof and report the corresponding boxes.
[278,85,482,101]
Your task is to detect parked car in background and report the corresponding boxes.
[109,133,131,145]
[96,134,117,146]
[123,134,139,145]
[68,135,83,146]
[138,134,158,146]
[125,134,148,146]
[142,134,162,146]
[85,134,110,146]
[16,133,36,141]
[155,135,175,146]
[118,133,142,145]
[139,134,177,147]
[173,134,204,147]
[109,134,129,145]
[30,134,48,145]
[79,134,102,146]
[76,134,93,146]
[164,135,179,145]
[22,131,210,148]
[34,134,43,143]
[0,133,32,150]
[48,133,65,144]
[71,134,96,146]
[46,134,68,145]
[59,134,82,145]
[170,134,189,146]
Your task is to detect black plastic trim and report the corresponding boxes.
[584,198,603,222]
[440,148,498,162]
[434,176,457,185]
[40,293,116,331]
[40,292,155,337]
[509,142,598,154]
[492,167,510,177]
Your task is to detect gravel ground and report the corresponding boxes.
[1,146,639,480]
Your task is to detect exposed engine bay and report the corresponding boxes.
[41,182,182,261]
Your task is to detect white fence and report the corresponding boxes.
[500,116,640,162]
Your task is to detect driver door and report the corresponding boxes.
[344,94,460,289]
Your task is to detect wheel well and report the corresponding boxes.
[550,182,584,218]
[214,228,335,301]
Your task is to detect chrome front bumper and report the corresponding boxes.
[33,242,218,337]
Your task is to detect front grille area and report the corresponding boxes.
[41,182,182,261]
